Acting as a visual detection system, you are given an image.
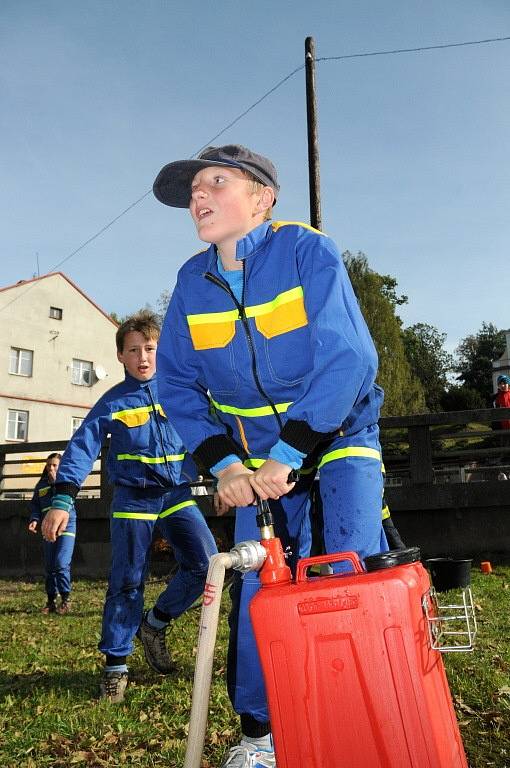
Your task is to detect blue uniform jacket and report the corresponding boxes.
[29,476,76,521]
[55,373,194,498]
[157,221,384,472]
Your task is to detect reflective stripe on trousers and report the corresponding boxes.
[99,485,217,658]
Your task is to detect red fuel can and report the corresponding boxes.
[250,549,468,768]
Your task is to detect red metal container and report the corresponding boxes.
[250,550,468,768]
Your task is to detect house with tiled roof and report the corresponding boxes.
[0,272,123,446]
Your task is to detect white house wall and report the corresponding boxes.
[0,273,124,443]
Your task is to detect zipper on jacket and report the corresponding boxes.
[146,383,174,485]
[204,269,284,431]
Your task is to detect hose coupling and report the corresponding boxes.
[230,540,267,573]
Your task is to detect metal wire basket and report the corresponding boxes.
[422,586,477,652]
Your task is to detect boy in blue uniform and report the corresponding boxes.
[28,452,76,614]
[42,310,217,702]
[153,145,388,766]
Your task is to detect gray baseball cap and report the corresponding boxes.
[153,144,279,208]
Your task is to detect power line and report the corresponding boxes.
[50,191,154,273]
[193,63,305,156]
[316,35,510,63]
[0,190,153,314]
[3,34,509,314]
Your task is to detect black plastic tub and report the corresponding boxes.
[425,557,472,592]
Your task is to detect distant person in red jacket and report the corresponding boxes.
[493,374,510,430]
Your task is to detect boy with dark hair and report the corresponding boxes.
[153,145,388,767]
[42,310,217,703]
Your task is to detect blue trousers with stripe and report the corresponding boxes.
[228,424,388,722]
[99,484,217,658]
[42,509,76,599]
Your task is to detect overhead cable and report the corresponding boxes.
[3,34,509,313]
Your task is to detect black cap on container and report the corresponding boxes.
[364,547,421,572]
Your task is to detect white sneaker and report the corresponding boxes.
[221,742,276,768]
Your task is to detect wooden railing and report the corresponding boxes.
[2,408,510,572]
[0,439,103,500]
[379,407,510,485]
[1,408,510,499]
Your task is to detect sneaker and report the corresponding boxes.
[99,670,128,703]
[136,610,175,674]
[57,601,70,615]
[221,744,276,768]
[41,602,56,614]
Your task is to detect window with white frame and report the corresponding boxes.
[72,358,93,386]
[71,417,84,434]
[49,306,63,320]
[9,347,33,377]
[6,409,29,441]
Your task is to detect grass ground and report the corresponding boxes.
[1,568,509,768]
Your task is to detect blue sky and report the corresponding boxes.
[2,0,509,353]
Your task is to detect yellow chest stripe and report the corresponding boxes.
[187,286,304,325]
[112,404,165,419]
[244,286,304,318]
[111,404,166,428]
[187,308,239,325]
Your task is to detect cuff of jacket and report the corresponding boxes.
[280,419,338,456]
[55,482,80,499]
[193,435,244,473]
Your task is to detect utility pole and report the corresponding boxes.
[305,36,322,230]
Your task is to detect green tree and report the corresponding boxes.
[440,385,485,412]
[454,322,506,404]
[402,323,453,411]
[156,289,172,323]
[343,251,426,416]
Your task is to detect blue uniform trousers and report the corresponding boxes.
[99,484,217,658]
[43,509,76,599]
[227,424,388,722]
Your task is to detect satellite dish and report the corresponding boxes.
[94,365,107,381]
